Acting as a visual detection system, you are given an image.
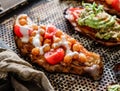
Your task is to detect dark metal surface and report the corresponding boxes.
[0,0,119,90]
[0,0,27,17]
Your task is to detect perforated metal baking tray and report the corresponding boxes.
[0,0,119,90]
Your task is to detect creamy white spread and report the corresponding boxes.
[32,30,42,47]
[39,44,49,55]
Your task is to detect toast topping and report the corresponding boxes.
[30,24,100,65]
[53,35,84,57]
[32,27,50,55]
[52,33,100,65]
[44,48,65,65]
[14,15,101,66]
[65,3,120,41]
[77,3,120,40]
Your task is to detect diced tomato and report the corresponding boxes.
[14,25,23,37]
[44,48,65,65]
[44,25,57,39]
[71,12,79,20]
[69,7,80,12]
[69,8,81,20]
[112,0,120,11]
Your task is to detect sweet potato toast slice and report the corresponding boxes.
[13,14,103,80]
[64,2,120,46]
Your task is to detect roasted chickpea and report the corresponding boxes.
[19,15,27,20]
[72,43,81,52]
[79,53,87,63]
[19,18,27,26]
[73,54,79,60]
[44,39,52,45]
[55,30,63,37]
[31,31,36,36]
[54,37,61,43]
[40,25,46,30]
[43,45,50,53]
[68,38,76,44]
[32,47,40,55]
[105,0,112,5]
[64,55,72,64]
[32,24,38,30]
[51,44,59,49]
[40,29,45,36]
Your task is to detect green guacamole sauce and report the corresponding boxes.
[77,2,120,40]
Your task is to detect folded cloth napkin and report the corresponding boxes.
[0,40,54,91]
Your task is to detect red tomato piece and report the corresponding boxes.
[44,25,57,39]
[44,48,65,65]
[112,0,120,11]
[69,7,80,12]
[14,25,23,37]
[71,12,79,20]
[69,8,80,20]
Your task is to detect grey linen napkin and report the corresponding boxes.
[0,40,54,91]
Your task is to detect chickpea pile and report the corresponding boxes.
[54,30,89,64]
[63,40,88,64]
[30,24,98,65]
[31,25,51,55]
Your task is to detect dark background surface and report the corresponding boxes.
[0,0,27,18]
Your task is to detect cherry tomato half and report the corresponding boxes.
[44,25,57,39]
[112,0,120,11]
[69,7,80,12]
[69,8,81,20]
[14,25,23,37]
[44,48,65,65]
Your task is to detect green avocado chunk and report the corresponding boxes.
[78,12,116,30]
